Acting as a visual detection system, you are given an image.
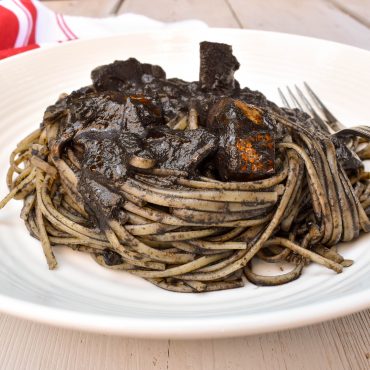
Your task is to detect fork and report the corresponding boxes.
[278,82,370,140]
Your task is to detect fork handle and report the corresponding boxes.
[333,126,370,139]
[327,120,346,132]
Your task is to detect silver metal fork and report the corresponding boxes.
[278,83,370,140]
[278,82,346,134]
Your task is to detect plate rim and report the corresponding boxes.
[1,27,370,68]
[1,288,369,338]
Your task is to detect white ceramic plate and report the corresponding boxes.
[0,29,369,338]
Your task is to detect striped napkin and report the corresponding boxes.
[0,0,207,60]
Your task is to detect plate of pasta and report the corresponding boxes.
[0,28,369,338]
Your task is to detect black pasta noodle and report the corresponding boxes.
[2,41,370,293]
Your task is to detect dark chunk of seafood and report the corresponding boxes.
[146,126,217,172]
[91,58,166,92]
[332,136,363,173]
[49,90,127,153]
[79,176,124,222]
[75,129,131,183]
[207,98,275,180]
[199,41,240,93]
[122,95,163,136]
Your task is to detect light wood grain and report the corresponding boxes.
[228,0,370,50]
[118,0,240,28]
[329,0,370,28]
[43,0,122,17]
[169,311,370,370]
[0,311,369,370]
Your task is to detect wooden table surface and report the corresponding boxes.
[2,1,370,369]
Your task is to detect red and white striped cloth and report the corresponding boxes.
[0,0,206,60]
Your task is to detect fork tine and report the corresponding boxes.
[303,82,338,121]
[278,88,291,108]
[295,85,331,133]
[304,82,345,131]
[287,86,303,110]
[278,83,346,134]
[303,82,336,122]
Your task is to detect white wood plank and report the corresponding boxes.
[41,0,122,17]
[118,0,240,28]
[329,0,370,28]
[228,0,370,50]
[167,311,370,370]
[0,314,169,370]
[0,310,369,369]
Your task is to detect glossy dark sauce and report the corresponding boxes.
[44,41,361,224]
